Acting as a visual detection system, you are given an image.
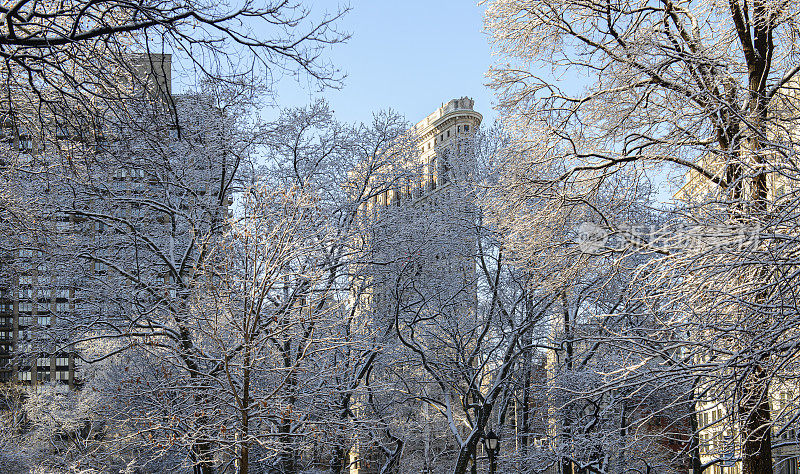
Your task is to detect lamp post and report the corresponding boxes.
[485,430,499,474]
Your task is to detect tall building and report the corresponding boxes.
[354,97,481,323]
[0,55,232,387]
[349,98,482,473]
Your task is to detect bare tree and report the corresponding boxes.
[486,0,800,472]
[0,0,348,149]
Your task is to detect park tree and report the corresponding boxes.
[35,99,420,473]
[0,0,348,144]
[485,0,800,472]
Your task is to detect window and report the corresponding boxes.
[464,125,469,132]
[37,316,50,326]
[93,261,106,272]
[447,130,450,138]
[19,275,32,285]
[56,357,69,367]
[37,357,50,368]
[440,150,451,184]
[17,371,31,381]
[19,302,33,313]
[18,135,32,151]
[56,371,69,381]
[56,288,69,299]
[429,158,437,190]
[56,123,69,139]
[56,302,69,312]
[19,248,33,258]
[20,316,33,326]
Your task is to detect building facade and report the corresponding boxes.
[349,98,482,473]
[0,55,232,388]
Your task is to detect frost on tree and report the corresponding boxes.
[485,0,800,472]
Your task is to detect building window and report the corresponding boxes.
[37,316,50,326]
[20,302,33,313]
[18,135,32,151]
[55,123,69,139]
[429,158,437,190]
[17,371,31,381]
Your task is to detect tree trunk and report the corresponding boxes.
[238,362,250,474]
[740,367,772,474]
[688,390,704,474]
[193,437,216,474]
[452,433,481,474]
[560,290,574,474]
[330,446,348,474]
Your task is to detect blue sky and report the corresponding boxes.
[271,1,497,127]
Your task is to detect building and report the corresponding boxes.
[0,54,232,388]
[349,98,482,473]
[675,90,800,474]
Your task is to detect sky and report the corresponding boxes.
[270,1,497,127]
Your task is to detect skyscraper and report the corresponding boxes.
[0,55,233,388]
[349,98,482,473]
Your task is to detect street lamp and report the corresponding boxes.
[485,430,499,474]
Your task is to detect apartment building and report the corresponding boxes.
[675,90,800,474]
[0,54,232,388]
